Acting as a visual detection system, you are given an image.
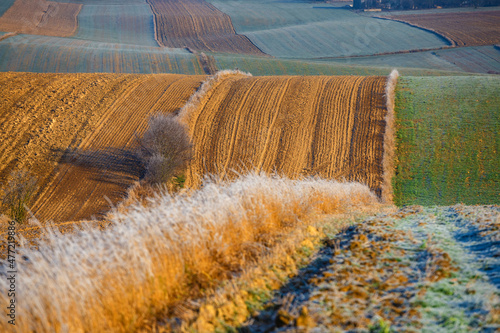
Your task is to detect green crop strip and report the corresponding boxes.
[394,76,499,206]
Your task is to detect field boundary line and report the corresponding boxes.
[0,31,17,42]
[145,0,162,47]
[374,16,456,47]
[381,69,399,203]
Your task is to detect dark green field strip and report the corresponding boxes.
[212,53,472,77]
[394,76,499,206]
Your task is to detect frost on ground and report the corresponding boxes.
[243,206,500,332]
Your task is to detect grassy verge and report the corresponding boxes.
[394,76,499,206]
[0,174,382,332]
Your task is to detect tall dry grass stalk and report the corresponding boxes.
[0,174,380,332]
[177,69,251,128]
[381,69,399,203]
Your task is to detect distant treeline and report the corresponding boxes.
[352,0,500,9]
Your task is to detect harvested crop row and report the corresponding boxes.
[0,0,81,37]
[0,73,134,212]
[147,0,264,55]
[31,74,204,222]
[386,11,500,47]
[184,75,388,197]
[0,72,204,224]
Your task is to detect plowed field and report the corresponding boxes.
[0,0,81,37]
[387,11,500,47]
[184,75,388,196]
[0,72,204,223]
[147,0,264,55]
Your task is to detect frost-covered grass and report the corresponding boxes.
[0,174,381,332]
[0,35,204,74]
[74,3,158,47]
[208,0,448,58]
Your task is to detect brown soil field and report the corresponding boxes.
[1,72,388,228]
[388,11,500,47]
[0,72,204,223]
[147,0,265,55]
[0,0,81,37]
[183,75,388,197]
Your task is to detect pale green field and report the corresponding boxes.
[0,35,204,74]
[213,53,472,76]
[321,46,500,74]
[208,0,449,58]
[74,3,158,47]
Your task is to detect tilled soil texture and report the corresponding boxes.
[244,205,500,332]
[0,72,204,223]
[386,11,500,47]
[147,0,265,55]
[184,75,389,197]
[0,0,81,37]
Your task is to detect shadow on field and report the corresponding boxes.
[54,147,145,186]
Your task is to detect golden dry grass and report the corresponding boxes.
[0,174,382,332]
[0,0,81,37]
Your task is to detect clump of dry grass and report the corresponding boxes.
[381,69,399,203]
[0,174,381,332]
[0,169,38,224]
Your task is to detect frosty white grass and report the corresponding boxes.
[381,69,399,203]
[0,174,380,332]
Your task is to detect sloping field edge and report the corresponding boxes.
[381,69,399,203]
[374,16,456,47]
[177,69,252,127]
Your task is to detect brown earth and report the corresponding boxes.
[183,75,388,196]
[1,72,388,228]
[388,11,500,47]
[0,72,204,224]
[0,0,81,37]
[147,0,265,55]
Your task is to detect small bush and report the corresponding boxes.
[137,114,192,185]
[1,169,38,224]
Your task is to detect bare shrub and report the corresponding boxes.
[137,114,193,185]
[1,169,38,224]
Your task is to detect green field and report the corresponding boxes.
[213,53,473,76]
[208,0,449,58]
[74,3,158,47]
[394,76,499,206]
[321,46,500,74]
[0,35,204,73]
